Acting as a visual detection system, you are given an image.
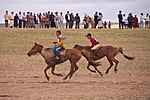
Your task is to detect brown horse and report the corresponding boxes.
[27,43,100,81]
[73,44,134,75]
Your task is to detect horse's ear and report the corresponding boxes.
[74,44,78,47]
[35,42,37,45]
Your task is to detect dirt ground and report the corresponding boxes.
[0,53,150,100]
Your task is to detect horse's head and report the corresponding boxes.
[73,44,92,51]
[73,44,83,51]
[27,42,43,57]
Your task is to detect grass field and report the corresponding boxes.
[0,28,150,100]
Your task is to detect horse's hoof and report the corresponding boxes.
[114,69,118,73]
[105,71,109,74]
[46,77,50,81]
[91,70,97,73]
[63,77,67,80]
[58,74,63,77]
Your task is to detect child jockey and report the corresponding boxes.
[53,30,66,60]
[85,33,100,58]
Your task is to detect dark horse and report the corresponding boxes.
[27,43,100,81]
[73,44,134,75]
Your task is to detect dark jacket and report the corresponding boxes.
[118,14,123,22]
[65,14,70,21]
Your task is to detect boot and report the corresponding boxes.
[55,52,61,60]
[92,50,98,59]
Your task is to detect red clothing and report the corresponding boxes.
[90,38,99,47]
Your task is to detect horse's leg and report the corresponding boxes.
[63,63,75,80]
[87,62,96,73]
[63,57,80,80]
[93,66,103,77]
[112,58,119,73]
[44,65,51,81]
[69,63,79,79]
[105,58,114,74]
[51,66,63,76]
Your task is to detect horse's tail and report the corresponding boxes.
[118,47,134,60]
[81,50,101,66]
[89,61,101,66]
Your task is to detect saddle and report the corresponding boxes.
[91,46,102,59]
[55,49,66,60]
[59,49,66,56]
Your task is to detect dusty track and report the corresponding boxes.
[0,54,150,100]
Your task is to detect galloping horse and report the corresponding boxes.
[27,43,100,81]
[73,44,134,75]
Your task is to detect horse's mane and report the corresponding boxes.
[45,48,53,53]
[45,48,52,51]
[74,44,92,51]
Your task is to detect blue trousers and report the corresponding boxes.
[53,46,64,55]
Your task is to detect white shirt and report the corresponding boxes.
[9,14,14,20]
[145,16,149,21]
[140,15,144,22]
[67,14,70,20]
[4,14,9,20]
[18,14,23,20]
[122,16,126,22]
[60,15,64,22]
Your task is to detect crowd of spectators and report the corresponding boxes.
[3,10,150,29]
[3,10,112,29]
[118,11,150,29]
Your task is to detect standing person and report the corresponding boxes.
[145,13,149,28]
[18,12,23,28]
[53,30,66,60]
[48,11,51,28]
[83,16,88,29]
[75,13,80,29]
[69,13,73,28]
[104,21,107,28]
[139,13,144,28]
[85,33,100,58]
[45,13,50,28]
[108,21,111,28]
[14,13,19,28]
[123,14,128,29]
[42,13,46,28]
[4,11,9,28]
[9,11,14,28]
[70,13,74,28]
[22,12,27,28]
[97,12,103,29]
[26,12,31,28]
[118,10,123,29]
[55,12,60,28]
[149,14,150,29]
[59,12,64,29]
[133,15,139,28]
[34,13,38,28]
[128,13,133,28]
[39,13,43,28]
[122,14,126,28]
[94,12,98,28]
[65,11,70,29]
[30,13,35,28]
[50,12,55,28]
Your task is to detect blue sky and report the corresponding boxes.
[0,0,150,23]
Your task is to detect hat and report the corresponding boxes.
[85,33,91,37]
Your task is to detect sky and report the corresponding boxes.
[0,0,150,23]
